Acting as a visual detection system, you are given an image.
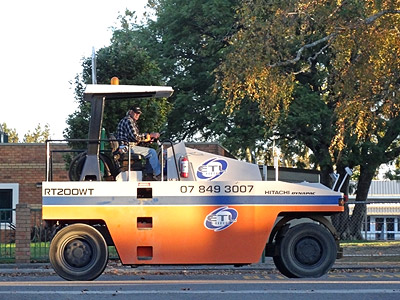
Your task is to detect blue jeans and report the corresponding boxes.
[131,145,161,176]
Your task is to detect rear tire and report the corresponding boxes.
[49,224,108,281]
[69,152,117,181]
[274,223,336,278]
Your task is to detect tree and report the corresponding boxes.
[327,2,400,238]
[65,16,169,143]
[384,157,400,180]
[0,123,19,143]
[1,123,50,143]
[218,0,400,238]
[23,123,50,143]
[136,0,271,161]
[145,0,237,139]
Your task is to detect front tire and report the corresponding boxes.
[274,223,336,278]
[49,224,108,281]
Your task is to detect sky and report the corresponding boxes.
[0,0,148,140]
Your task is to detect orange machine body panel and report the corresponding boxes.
[42,180,343,265]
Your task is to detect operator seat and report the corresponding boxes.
[109,133,144,173]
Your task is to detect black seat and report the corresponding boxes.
[109,133,144,172]
[118,152,144,171]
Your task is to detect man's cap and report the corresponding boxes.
[130,106,142,114]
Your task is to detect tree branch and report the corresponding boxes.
[364,9,400,24]
[269,33,336,67]
[269,9,400,68]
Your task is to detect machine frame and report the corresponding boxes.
[42,83,344,281]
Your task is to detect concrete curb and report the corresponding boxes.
[1,260,400,275]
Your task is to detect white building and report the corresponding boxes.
[348,181,400,240]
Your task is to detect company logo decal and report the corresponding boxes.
[197,158,228,181]
[204,207,238,232]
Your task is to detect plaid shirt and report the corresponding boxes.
[115,115,145,146]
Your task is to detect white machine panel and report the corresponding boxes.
[166,142,261,181]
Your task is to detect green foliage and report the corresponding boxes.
[66,17,170,142]
[215,97,271,163]
[144,0,241,141]
[279,84,335,171]
[218,0,400,182]
[137,0,272,161]
[64,0,400,176]
[215,0,400,239]
[65,0,271,162]
[384,157,400,180]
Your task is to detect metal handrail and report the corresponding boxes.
[45,138,114,182]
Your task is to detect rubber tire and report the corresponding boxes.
[68,152,118,181]
[49,224,108,281]
[68,152,86,181]
[274,223,336,278]
[272,255,293,278]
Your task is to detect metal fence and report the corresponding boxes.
[347,201,400,241]
[0,208,15,262]
[1,202,400,263]
[30,208,51,262]
[0,208,51,262]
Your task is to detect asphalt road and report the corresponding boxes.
[1,264,400,300]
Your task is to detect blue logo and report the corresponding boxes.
[197,158,228,181]
[204,207,238,232]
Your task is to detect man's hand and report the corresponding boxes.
[144,133,151,142]
[143,132,159,143]
[150,132,160,140]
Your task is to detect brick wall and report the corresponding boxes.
[15,204,31,263]
[0,143,69,206]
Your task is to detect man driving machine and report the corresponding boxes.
[115,106,161,180]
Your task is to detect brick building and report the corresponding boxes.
[0,143,69,220]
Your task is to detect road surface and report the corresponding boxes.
[1,267,400,300]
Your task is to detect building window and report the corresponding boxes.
[0,184,19,226]
[362,216,371,232]
[0,189,12,222]
[375,217,384,231]
[387,218,395,232]
[386,218,395,241]
[361,214,400,241]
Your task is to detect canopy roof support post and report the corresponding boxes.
[80,96,105,181]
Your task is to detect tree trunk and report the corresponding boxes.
[318,160,334,188]
[330,166,351,239]
[348,165,376,240]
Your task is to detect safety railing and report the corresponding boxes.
[45,138,179,182]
